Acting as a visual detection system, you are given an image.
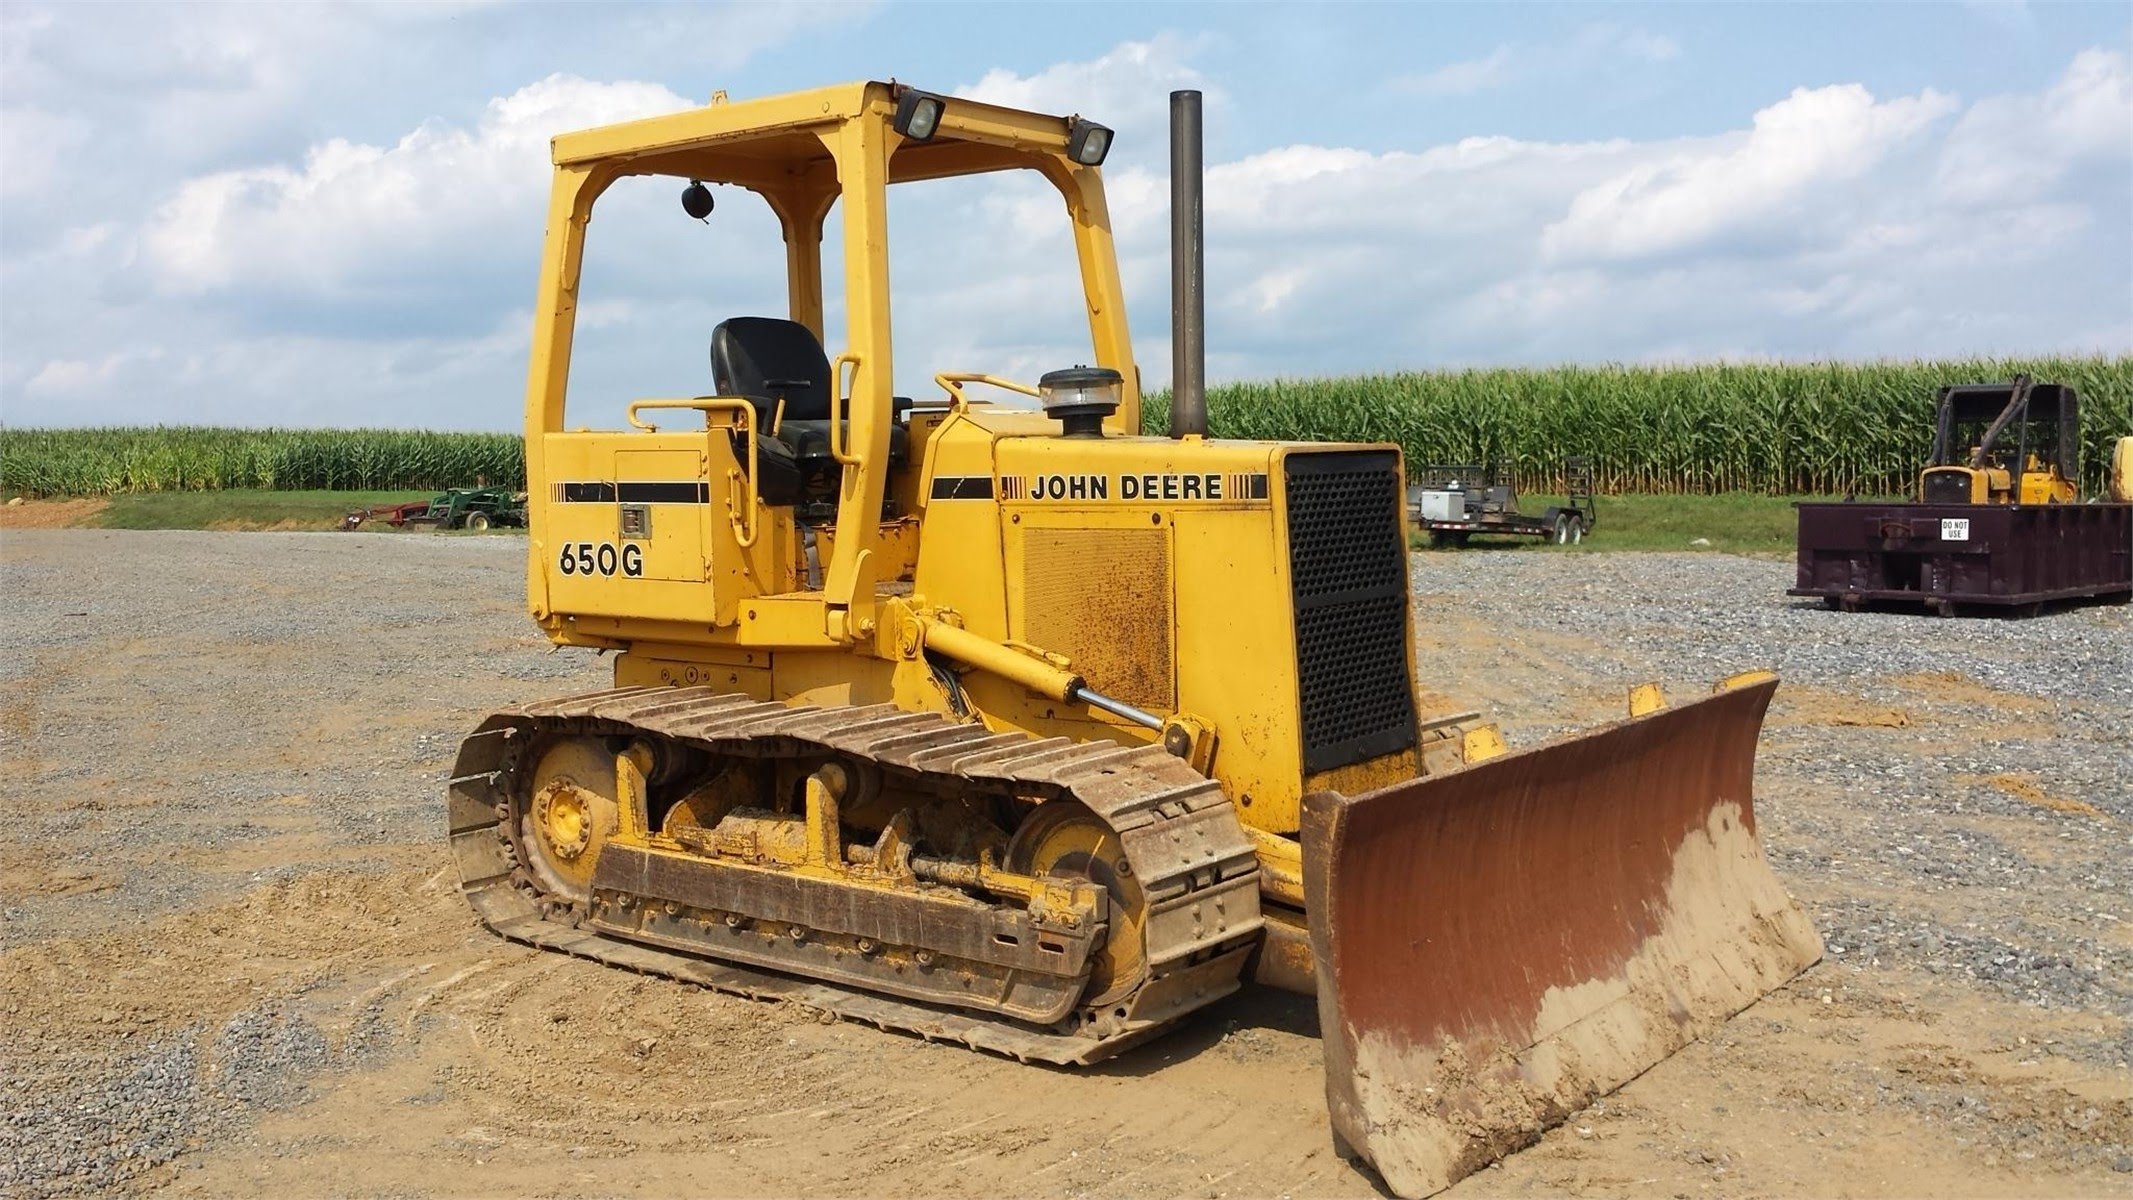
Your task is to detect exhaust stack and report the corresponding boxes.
[1169,89,1206,439]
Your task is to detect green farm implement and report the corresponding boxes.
[342,486,526,531]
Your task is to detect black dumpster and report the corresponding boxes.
[1791,501,2133,616]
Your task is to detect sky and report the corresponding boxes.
[1,1,2129,432]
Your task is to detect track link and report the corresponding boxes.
[446,686,1264,1064]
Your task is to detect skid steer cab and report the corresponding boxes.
[448,79,1821,1197]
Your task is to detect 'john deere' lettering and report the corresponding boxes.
[1119,472,1222,501]
[1030,473,1110,500]
[1005,472,1245,502]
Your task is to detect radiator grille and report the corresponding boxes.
[1285,451,1417,774]
[1018,527,1174,712]
[1921,469,1973,505]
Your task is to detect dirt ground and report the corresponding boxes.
[0,498,109,529]
[3,530,2128,1199]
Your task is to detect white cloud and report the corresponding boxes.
[23,350,152,397]
[1935,47,2133,205]
[138,75,694,296]
[957,34,1212,162]
[1395,24,1681,97]
[1961,0,2037,36]
[1612,30,1682,64]
[1543,83,1959,262]
[1403,48,1516,98]
[3,25,2128,430]
[1064,47,2120,372]
[0,106,90,199]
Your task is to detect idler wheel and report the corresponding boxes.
[517,737,619,903]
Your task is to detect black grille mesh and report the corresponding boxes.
[1921,470,1972,504]
[1285,451,1418,774]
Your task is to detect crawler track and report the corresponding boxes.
[446,686,1263,1064]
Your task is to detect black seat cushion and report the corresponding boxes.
[712,317,832,421]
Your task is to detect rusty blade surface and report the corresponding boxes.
[1303,678,1821,1197]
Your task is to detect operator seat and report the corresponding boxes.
[711,316,834,422]
[709,317,908,513]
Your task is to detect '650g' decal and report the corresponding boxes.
[557,541,643,578]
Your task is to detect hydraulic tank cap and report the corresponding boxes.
[1039,366,1122,438]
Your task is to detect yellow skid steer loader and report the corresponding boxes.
[446,81,1821,1195]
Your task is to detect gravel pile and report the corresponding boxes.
[1,1003,372,1198]
[0,1035,211,1196]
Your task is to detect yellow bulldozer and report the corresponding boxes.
[1917,376,2081,505]
[447,81,1822,1195]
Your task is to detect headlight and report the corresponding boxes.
[1066,118,1113,166]
[894,91,945,142]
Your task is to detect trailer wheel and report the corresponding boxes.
[466,511,492,532]
[1567,516,1584,544]
[1551,514,1572,544]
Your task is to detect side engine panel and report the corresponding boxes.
[532,430,799,634]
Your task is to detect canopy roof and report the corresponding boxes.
[550,80,1095,191]
[1938,381,2077,426]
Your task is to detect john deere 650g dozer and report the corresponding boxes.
[448,82,1821,1195]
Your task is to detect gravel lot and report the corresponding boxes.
[3,529,2128,1198]
[1411,552,2133,1035]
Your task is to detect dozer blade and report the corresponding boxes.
[1302,677,1821,1197]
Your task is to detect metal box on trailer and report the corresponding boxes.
[1416,489,1464,522]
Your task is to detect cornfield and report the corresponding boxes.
[0,427,523,497]
[1148,357,2133,496]
[7,358,2129,498]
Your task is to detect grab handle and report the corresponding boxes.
[933,373,1040,406]
[828,354,864,466]
[621,397,759,548]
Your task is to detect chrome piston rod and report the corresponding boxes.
[1071,685,1163,730]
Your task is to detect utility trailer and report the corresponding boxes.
[1407,457,1596,546]
[1790,379,2133,616]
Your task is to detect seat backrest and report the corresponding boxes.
[711,317,832,421]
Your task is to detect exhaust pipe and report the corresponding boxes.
[1170,89,1206,439]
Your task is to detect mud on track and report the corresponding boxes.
[3,530,2129,1198]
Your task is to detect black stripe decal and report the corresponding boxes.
[618,481,711,504]
[553,481,710,504]
[930,475,995,500]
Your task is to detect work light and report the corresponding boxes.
[1066,118,1113,166]
[894,91,945,142]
